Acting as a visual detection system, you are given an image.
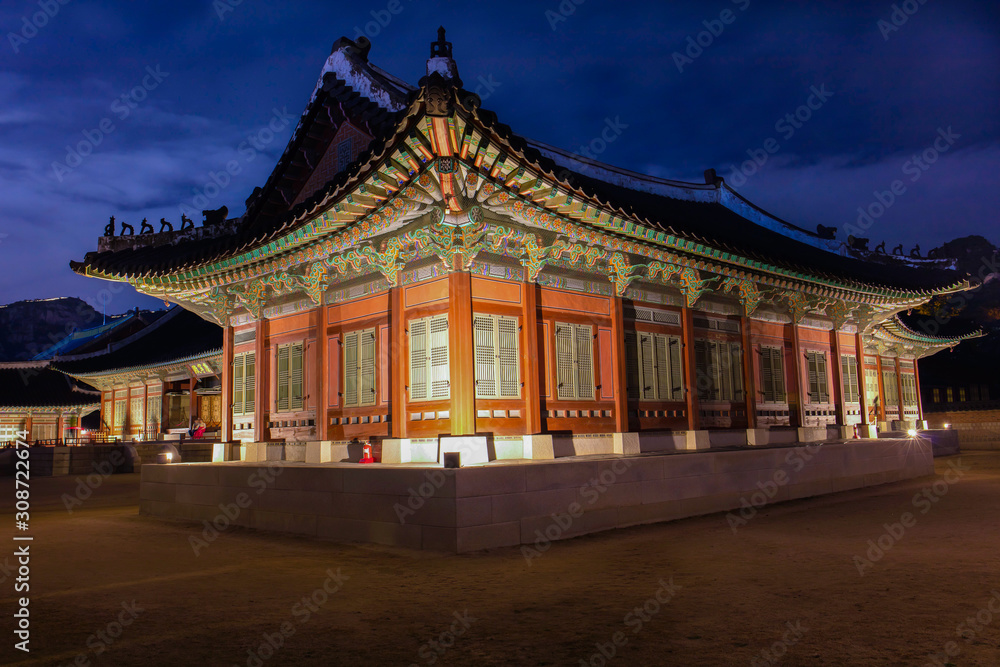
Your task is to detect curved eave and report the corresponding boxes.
[73,87,976,305]
[58,348,222,381]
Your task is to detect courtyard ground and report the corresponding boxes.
[1,451,999,666]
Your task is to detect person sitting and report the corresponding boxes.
[188,417,207,439]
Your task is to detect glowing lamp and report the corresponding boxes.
[907,429,918,437]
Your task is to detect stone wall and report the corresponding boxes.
[140,438,932,553]
[925,409,1000,450]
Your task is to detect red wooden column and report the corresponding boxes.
[314,310,328,441]
[790,324,806,427]
[914,359,925,422]
[830,330,845,426]
[610,295,629,433]
[448,272,476,436]
[143,382,150,442]
[855,333,870,425]
[253,317,269,443]
[221,325,234,443]
[25,413,33,443]
[894,357,905,422]
[56,412,65,444]
[187,377,197,431]
[875,356,887,424]
[681,307,700,430]
[522,281,542,435]
[390,286,407,439]
[741,316,757,430]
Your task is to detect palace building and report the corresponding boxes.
[71,31,979,463]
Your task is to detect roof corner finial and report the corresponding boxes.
[431,25,452,59]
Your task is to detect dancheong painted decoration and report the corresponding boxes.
[72,29,982,451]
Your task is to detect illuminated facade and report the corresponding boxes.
[72,31,979,459]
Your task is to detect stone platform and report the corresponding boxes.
[139,438,933,553]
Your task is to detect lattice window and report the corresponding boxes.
[883,370,900,406]
[233,352,255,415]
[130,397,144,429]
[760,346,786,403]
[337,139,353,171]
[555,322,594,400]
[146,395,161,429]
[627,332,683,402]
[805,351,830,404]
[410,315,449,401]
[113,399,126,430]
[841,355,860,403]
[695,339,744,402]
[276,343,304,412]
[344,329,377,407]
[473,314,520,399]
[900,373,918,406]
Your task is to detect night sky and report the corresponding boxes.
[1,0,997,314]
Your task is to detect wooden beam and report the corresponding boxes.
[522,281,542,435]
[741,316,757,430]
[914,359,925,423]
[610,295,629,433]
[875,356,887,425]
[681,307,700,431]
[390,286,407,439]
[449,272,476,436]
[895,357,905,422]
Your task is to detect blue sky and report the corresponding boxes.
[0,0,997,314]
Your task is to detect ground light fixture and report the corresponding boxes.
[907,429,918,437]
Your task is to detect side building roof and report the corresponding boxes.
[0,362,101,410]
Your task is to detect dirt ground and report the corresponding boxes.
[1,452,999,667]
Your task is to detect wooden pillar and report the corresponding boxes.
[56,412,65,445]
[741,316,757,430]
[789,324,806,427]
[448,272,476,436]
[25,412,32,443]
[914,359,925,422]
[188,376,197,431]
[855,334,870,424]
[681,307,700,430]
[610,295,629,433]
[875,356,887,424]
[314,310,328,441]
[253,317,269,443]
[522,282,542,435]
[390,286,407,439]
[830,330,845,425]
[221,325,234,443]
[894,357,905,422]
[142,382,150,442]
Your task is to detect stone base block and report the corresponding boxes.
[797,427,827,442]
[680,430,710,450]
[439,436,490,466]
[613,432,641,456]
[522,434,554,459]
